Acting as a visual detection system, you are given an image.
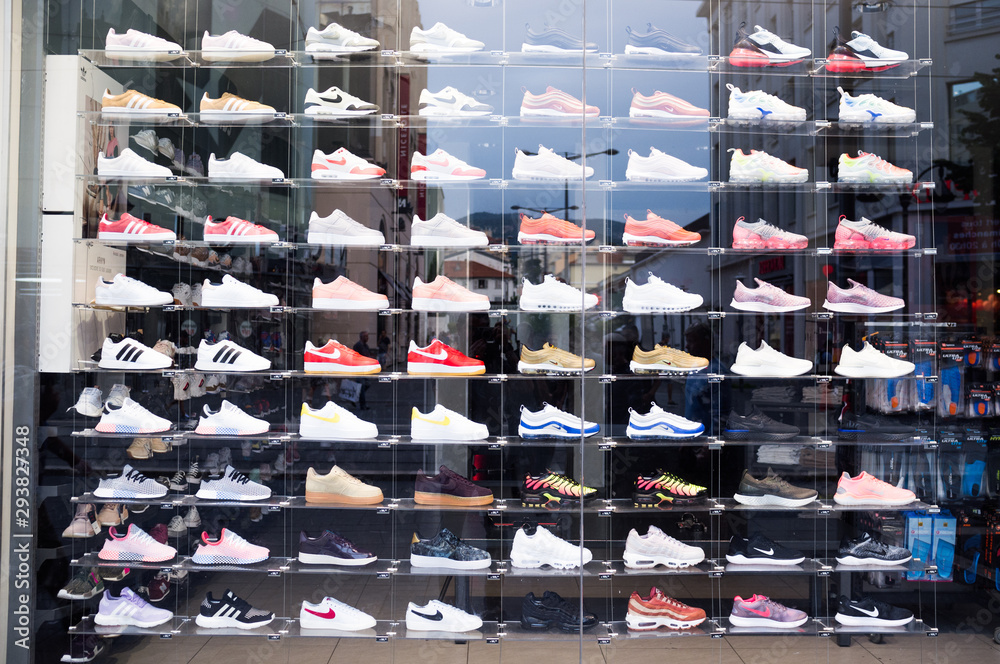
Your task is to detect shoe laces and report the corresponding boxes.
[225,467,252,485]
[123,467,153,484]
[127,527,159,547]
[855,220,891,238]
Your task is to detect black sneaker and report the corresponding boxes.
[520,590,597,632]
[836,531,912,566]
[410,528,491,570]
[195,589,273,629]
[724,405,799,441]
[733,468,818,507]
[838,412,915,441]
[60,634,106,663]
[726,532,805,566]
[633,470,708,507]
[834,596,914,627]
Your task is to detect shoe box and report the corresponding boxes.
[903,511,933,581]
[931,511,956,580]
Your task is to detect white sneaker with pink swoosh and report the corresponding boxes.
[411,149,486,180]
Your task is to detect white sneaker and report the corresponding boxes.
[623,525,706,569]
[96,398,171,434]
[729,149,809,183]
[99,335,172,370]
[307,210,384,246]
[300,402,378,440]
[726,84,806,123]
[105,28,183,60]
[411,213,488,247]
[171,283,192,306]
[731,340,813,377]
[195,339,271,372]
[98,525,177,563]
[840,30,908,68]
[405,600,482,632]
[200,275,278,308]
[520,274,598,311]
[411,149,486,180]
[194,402,271,436]
[625,148,707,182]
[98,148,172,178]
[311,148,385,180]
[201,30,275,62]
[68,387,104,417]
[196,464,272,499]
[305,23,379,54]
[418,86,493,116]
[94,273,172,306]
[95,464,168,499]
[512,145,594,180]
[409,22,484,53]
[626,403,705,439]
[208,152,284,180]
[622,273,703,312]
[304,86,379,116]
[835,342,915,378]
[301,597,377,631]
[742,24,811,62]
[411,404,488,441]
[518,403,599,439]
[510,524,593,569]
[837,86,916,124]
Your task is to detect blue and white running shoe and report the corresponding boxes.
[518,403,599,439]
[627,403,704,439]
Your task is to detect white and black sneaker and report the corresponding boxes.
[195,589,274,629]
[98,334,173,370]
[835,596,913,627]
[304,86,379,117]
[726,532,805,566]
[418,86,493,117]
[196,465,272,500]
[836,531,912,566]
[94,464,169,499]
[195,339,271,372]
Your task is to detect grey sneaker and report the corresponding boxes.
[68,387,103,417]
[733,468,817,507]
[58,567,104,599]
[105,384,131,409]
[94,464,168,499]
[167,515,187,537]
[730,594,808,628]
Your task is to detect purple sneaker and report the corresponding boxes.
[298,530,377,566]
[822,279,904,314]
[94,587,174,628]
[729,594,808,628]
[731,277,810,313]
[414,464,494,506]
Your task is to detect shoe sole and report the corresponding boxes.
[412,298,489,312]
[517,232,593,245]
[730,363,812,377]
[623,552,703,569]
[723,428,798,441]
[833,494,915,506]
[630,361,706,374]
[834,614,913,627]
[510,556,586,570]
[729,615,807,628]
[413,491,493,507]
[622,233,698,246]
[726,553,805,565]
[511,169,588,181]
[728,112,805,123]
[311,171,382,181]
[411,237,488,248]
[98,232,176,242]
[195,615,273,629]
[312,298,387,311]
[203,234,278,244]
[520,44,594,53]
[518,362,592,374]
[520,301,595,311]
[299,427,377,441]
[626,613,706,630]
[518,424,599,439]
[633,492,706,507]
[194,489,270,500]
[623,301,702,313]
[201,50,275,62]
[94,614,171,628]
[834,365,913,378]
[411,171,485,181]
[407,363,485,376]
[304,107,377,117]
[626,427,703,439]
[93,488,166,499]
[409,553,492,569]
[201,111,276,122]
[304,491,383,505]
[822,301,904,314]
[837,430,912,441]
[297,551,377,566]
[624,45,700,56]
[307,233,382,246]
[730,299,809,313]
[626,170,706,182]
[733,492,817,507]
[520,616,596,631]
[835,554,912,566]
[304,362,380,374]
[729,173,809,183]
[98,169,171,179]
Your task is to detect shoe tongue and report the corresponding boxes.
[647,524,664,537]
[847,278,863,288]
[649,147,664,157]
[648,402,663,414]
[538,145,554,155]
[223,588,237,600]
[119,587,138,600]
[545,85,559,93]
[765,467,781,479]
[220,401,241,414]
[222,274,238,284]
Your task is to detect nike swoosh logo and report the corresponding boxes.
[328,157,347,166]
[743,606,771,617]
[753,547,774,555]
[412,348,448,360]
[412,610,443,621]
[305,608,336,619]
[435,95,457,105]
[426,157,450,167]
[867,110,882,119]
[414,414,451,426]
[757,107,772,117]
[853,606,879,617]
[319,95,343,104]
[308,412,341,424]
[314,349,342,359]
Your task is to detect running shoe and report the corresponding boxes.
[101,89,181,117]
[522,25,596,53]
[409,22,484,53]
[406,600,483,632]
[518,343,595,374]
[521,471,596,507]
[519,274,599,311]
[633,470,707,507]
[624,24,700,56]
[836,531,912,565]
[837,86,916,124]
[626,148,707,182]
[723,405,799,441]
[200,275,278,308]
[195,339,270,372]
[835,596,914,627]
[726,84,806,123]
[520,86,599,118]
[196,589,273,629]
[838,151,912,184]
[408,338,485,376]
[68,387,103,417]
[410,527,491,569]
[95,587,173,627]
[311,147,385,180]
[630,345,708,374]
[58,568,104,600]
[95,398,171,434]
[731,340,813,377]
[94,274,172,306]
[203,215,279,243]
[194,401,270,436]
[835,341,915,378]
[304,339,381,374]
[98,212,175,241]
[98,334,172,370]
[414,465,493,506]
[731,278,810,312]
[313,276,389,311]
[734,468,818,507]
[411,149,486,180]
[823,279,904,314]
[98,148,172,178]
[300,401,378,440]
[197,465,271,500]
[518,403,599,439]
[208,151,284,180]
[105,27,183,60]
[300,597,377,631]
[95,464,168,499]
[200,92,275,121]
[826,27,907,72]
[626,403,704,439]
[201,30,275,62]
[412,275,489,312]
[522,591,597,632]
[837,412,915,441]
[62,504,100,538]
[411,213,489,247]
[730,595,808,628]
[623,273,703,312]
[98,524,177,562]
[727,532,805,565]
[626,588,706,631]
[517,211,595,244]
[834,216,915,250]
[729,22,810,67]
[304,86,378,116]
[418,86,493,116]
[510,524,593,568]
[834,471,916,506]
[298,530,376,565]
[732,217,808,249]
[729,149,808,183]
[304,23,379,54]
[622,210,701,246]
[623,525,706,569]
[629,89,709,123]
[411,404,489,441]
[191,528,269,564]
[305,465,383,504]
[512,145,594,180]
[308,209,385,245]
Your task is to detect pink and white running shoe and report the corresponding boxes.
[98,212,176,241]
[99,524,177,562]
[834,471,915,506]
[834,215,915,251]
[630,89,709,124]
[732,217,807,249]
[520,86,599,118]
[823,279,904,313]
[191,528,270,564]
[731,277,810,312]
[311,147,385,180]
[204,215,279,243]
[411,149,486,180]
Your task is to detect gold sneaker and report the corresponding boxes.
[305,465,383,505]
[200,92,276,120]
[630,345,708,374]
[101,88,182,116]
[149,437,171,454]
[126,438,152,460]
[97,503,128,527]
[518,343,596,374]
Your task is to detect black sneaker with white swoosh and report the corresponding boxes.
[726,532,805,566]
[835,596,914,627]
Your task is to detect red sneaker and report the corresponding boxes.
[98,212,176,241]
[304,340,380,374]
[204,215,279,243]
[407,339,485,376]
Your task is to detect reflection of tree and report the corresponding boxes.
[957,57,1000,194]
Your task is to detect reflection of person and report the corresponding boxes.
[684,322,724,435]
[353,331,373,410]
[377,329,390,368]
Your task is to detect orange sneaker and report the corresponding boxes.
[623,210,701,246]
[411,276,489,312]
[626,587,707,630]
[517,212,596,245]
[101,88,182,116]
[312,276,389,311]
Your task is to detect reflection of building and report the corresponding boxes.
[443,250,515,306]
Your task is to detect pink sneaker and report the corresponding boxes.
[731,277,810,312]
[822,279,904,314]
[411,149,486,181]
[191,528,269,564]
[834,471,915,506]
[520,86,599,118]
[629,89,709,124]
[834,215,915,251]
[98,524,177,562]
[313,276,389,311]
[732,217,807,249]
[411,275,489,312]
[204,215,279,243]
[98,212,176,241]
